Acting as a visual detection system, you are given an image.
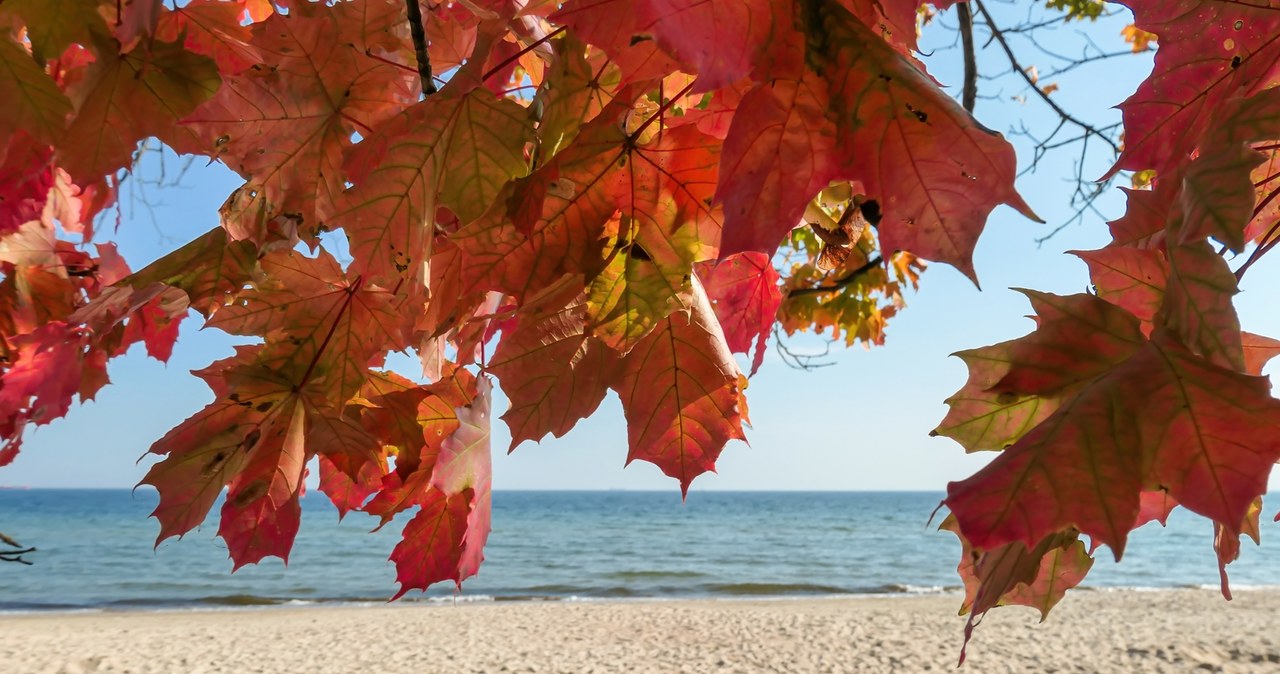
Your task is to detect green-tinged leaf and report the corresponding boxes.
[993,291,1146,396]
[117,227,258,318]
[336,87,533,288]
[60,40,220,184]
[183,8,418,242]
[611,276,746,495]
[0,36,72,145]
[2,0,107,61]
[948,334,1280,562]
[489,291,619,449]
[1073,247,1167,327]
[1159,241,1244,372]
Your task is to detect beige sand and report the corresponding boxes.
[1,589,1278,673]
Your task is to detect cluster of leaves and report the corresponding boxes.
[0,0,1019,596]
[937,0,1280,658]
[3,0,1276,650]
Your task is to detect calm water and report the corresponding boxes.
[1,490,1278,611]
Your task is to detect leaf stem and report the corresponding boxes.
[364,48,419,75]
[404,0,436,95]
[628,81,696,142]
[482,26,567,82]
[1235,221,1280,281]
[297,276,364,391]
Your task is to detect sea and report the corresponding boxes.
[1,489,1279,612]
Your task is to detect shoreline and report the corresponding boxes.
[1,581,1271,616]
[3,588,1278,672]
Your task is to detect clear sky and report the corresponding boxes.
[5,6,1279,492]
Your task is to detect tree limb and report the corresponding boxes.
[958,3,978,113]
[404,0,436,96]
[787,255,883,298]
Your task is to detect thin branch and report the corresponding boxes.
[787,255,883,298]
[0,532,34,565]
[974,0,1119,155]
[772,326,838,370]
[1235,219,1280,280]
[404,0,436,95]
[958,3,978,112]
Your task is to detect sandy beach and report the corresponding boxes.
[2,589,1278,673]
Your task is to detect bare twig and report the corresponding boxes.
[772,326,838,370]
[0,531,35,565]
[973,0,1119,156]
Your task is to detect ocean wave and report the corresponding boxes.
[701,582,853,596]
[605,570,709,581]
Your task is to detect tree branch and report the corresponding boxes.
[974,0,1119,155]
[404,0,436,96]
[958,3,978,113]
[787,255,883,298]
[0,531,35,565]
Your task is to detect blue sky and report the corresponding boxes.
[5,6,1279,492]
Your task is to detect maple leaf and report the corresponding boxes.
[633,0,803,92]
[0,133,56,236]
[1158,241,1244,372]
[550,1,682,85]
[611,276,746,495]
[138,349,266,545]
[218,400,308,569]
[0,323,87,464]
[113,227,258,318]
[1176,88,1280,252]
[455,105,721,353]
[993,290,1146,396]
[943,516,1093,665]
[1134,490,1178,530]
[0,35,73,146]
[1107,185,1170,249]
[182,5,418,242]
[207,248,406,410]
[113,0,165,52]
[947,333,1280,559]
[60,39,220,185]
[1108,0,1280,177]
[336,83,534,288]
[489,289,619,449]
[427,376,492,582]
[1242,331,1280,375]
[155,0,263,75]
[1073,247,1167,328]
[387,375,492,596]
[388,488,471,598]
[1213,497,1262,600]
[533,33,617,161]
[359,366,474,526]
[0,0,108,62]
[716,72,840,257]
[815,3,1039,281]
[424,3,479,73]
[934,292,1144,453]
[697,252,782,375]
